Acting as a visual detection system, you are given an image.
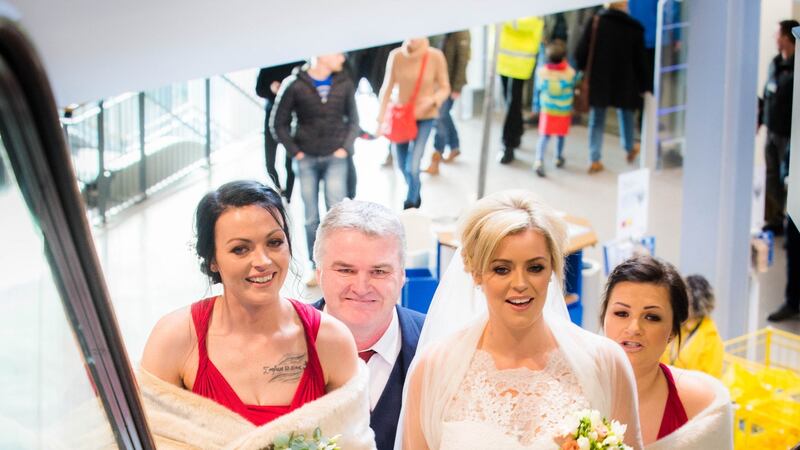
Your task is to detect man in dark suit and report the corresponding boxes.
[311,200,425,450]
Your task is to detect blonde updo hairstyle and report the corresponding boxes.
[459,190,569,288]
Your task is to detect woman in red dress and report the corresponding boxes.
[141,180,359,427]
[601,255,732,449]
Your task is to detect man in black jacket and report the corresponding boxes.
[765,20,799,323]
[575,2,647,174]
[256,61,304,201]
[271,54,359,284]
[760,20,797,237]
[312,200,425,450]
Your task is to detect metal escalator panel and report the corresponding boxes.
[0,17,152,449]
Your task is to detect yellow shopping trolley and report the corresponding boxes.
[723,327,800,449]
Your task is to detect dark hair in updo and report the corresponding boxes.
[599,255,689,340]
[194,180,291,284]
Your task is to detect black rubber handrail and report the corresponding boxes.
[0,17,154,450]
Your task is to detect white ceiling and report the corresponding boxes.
[4,0,601,105]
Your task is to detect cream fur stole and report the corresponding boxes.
[138,364,376,450]
[645,371,733,450]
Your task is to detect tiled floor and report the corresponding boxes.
[91,93,799,363]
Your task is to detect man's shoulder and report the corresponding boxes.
[396,304,425,328]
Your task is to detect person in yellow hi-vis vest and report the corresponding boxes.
[497,16,544,164]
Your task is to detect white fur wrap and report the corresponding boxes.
[138,363,376,450]
[645,371,733,450]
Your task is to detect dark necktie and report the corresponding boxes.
[359,349,377,363]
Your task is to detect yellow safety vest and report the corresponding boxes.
[497,17,545,80]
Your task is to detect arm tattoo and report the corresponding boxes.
[263,353,307,383]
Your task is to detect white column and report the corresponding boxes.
[681,0,761,338]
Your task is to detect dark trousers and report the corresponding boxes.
[264,100,295,199]
[786,217,799,310]
[500,76,526,150]
[764,132,790,228]
[636,47,656,128]
[346,154,357,199]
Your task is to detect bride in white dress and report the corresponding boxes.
[397,190,643,450]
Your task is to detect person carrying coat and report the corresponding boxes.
[575,2,648,173]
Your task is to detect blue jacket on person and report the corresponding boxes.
[312,299,425,450]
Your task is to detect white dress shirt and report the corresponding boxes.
[326,305,401,411]
[362,307,401,411]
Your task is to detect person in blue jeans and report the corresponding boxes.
[575,3,647,173]
[377,38,450,209]
[396,119,435,207]
[271,53,360,285]
[424,30,470,175]
[588,106,636,168]
[296,154,348,268]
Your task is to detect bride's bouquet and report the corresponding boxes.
[268,427,341,450]
[554,409,632,450]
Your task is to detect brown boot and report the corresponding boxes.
[626,143,640,164]
[587,161,604,174]
[444,148,461,162]
[423,152,442,175]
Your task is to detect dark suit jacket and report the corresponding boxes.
[312,299,425,450]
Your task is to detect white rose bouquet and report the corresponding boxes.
[553,409,632,450]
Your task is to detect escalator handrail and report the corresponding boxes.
[0,17,154,450]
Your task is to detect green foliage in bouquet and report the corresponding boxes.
[556,409,632,450]
[265,427,341,450]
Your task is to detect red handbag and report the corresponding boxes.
[381,52,429,143]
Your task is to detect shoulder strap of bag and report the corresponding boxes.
[409,52,429,105]
[584,15,600,82]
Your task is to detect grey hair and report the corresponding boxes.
[313,199,406,266]
[685,274,715,319]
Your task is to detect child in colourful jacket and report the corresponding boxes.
[534,40,576,177]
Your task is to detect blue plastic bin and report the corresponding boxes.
[402,268,438,314]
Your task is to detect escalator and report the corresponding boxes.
[0,17,153,449]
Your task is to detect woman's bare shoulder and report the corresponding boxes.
[671,367,721,419]
[316,312,356,353]
[140,305,196,385]
[315,312,358,389]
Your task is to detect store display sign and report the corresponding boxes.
[616,168,650,240]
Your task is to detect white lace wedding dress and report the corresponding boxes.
[439,349,590,450]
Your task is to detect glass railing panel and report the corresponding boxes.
[61,69,266,222]
[655,0,689,168]
[0,134,117,449]
[210,69,262,150]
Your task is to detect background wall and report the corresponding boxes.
[3,0,602,106]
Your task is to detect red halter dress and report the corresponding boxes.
[657,363,689,439]
[190,297,326,426]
